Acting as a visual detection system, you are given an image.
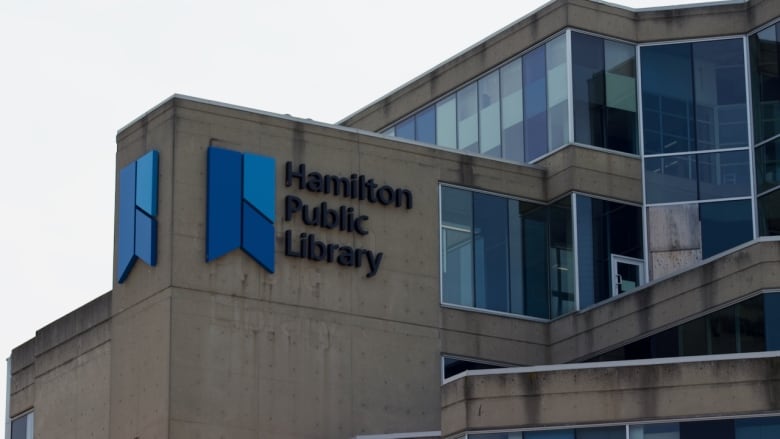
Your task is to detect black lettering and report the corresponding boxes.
[377,186,393,205]
[354,216,369,235]
[284,195,303,221]
[337,246,354,266]
[396,188,413,209]
[285,162,305,189]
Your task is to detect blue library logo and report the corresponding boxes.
[117,150,159,283]
[206,146,276,273]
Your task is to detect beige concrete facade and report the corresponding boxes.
[9,0,780,438]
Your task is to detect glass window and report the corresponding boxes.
[573,32,606,148]
[765,293,780,350]
[437,95,457,149]
[736,417,780,439]
[680,419,735,439]
[415,105,436,144]
[629,423,680,439]
[577,195,643,308]
[547,35,570,152]
[501,58,524,162]
[441,187,474,307]
[576,427,625,439]
[523,204,550,319]
[550,196,574,318]
[526,430,575,439]
[474,192,510,312]
[738,295,765,352]
[697,151,751,200]
[644,155,698,203]
[396,117,415,140]
[758,188,780,236]
[755,138,780,194]
[11,412,34,439]
[699,200,753,258]
[750,23,780,143]
[605,39,638,153]
[479,71,502,157]
[642,43,696,155]
[458,83,479,153]
[524,45,548,162]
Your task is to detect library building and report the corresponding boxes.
[8,0,780,438]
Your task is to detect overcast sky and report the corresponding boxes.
[0,0,728,425]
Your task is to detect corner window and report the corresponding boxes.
[11,411,34,439]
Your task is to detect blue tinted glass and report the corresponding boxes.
[523,206,550,319]
[458,83,479,152]
[641,43,695,154]
[572,32,605,147]
[441,187,474,307]
[755,138,780,193]
[526,430,575,439]
[396,117,415,140]
[501,58,524,162]
[479,71,502,157]
[524,45,548,161]
[547,35,569,150]
[415,106,436,144]
[10,415,27,439]
[576,426,625,439]
[758,189,780,236]
[764,293,780,350]
[679,419,735,439]
[474,193,509,312]
[644,155,698,203]
[751,24,780,143]
[693,39,747,150]
[699,200,753,259]
[436,95,457,149]
[697,150,751,200]
[736,416,780,439]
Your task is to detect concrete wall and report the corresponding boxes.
[8,293,111,438]
[339,0,780,133]
[440,355,780,437]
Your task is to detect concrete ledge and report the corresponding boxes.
[441,354,780,437]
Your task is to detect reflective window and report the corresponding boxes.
[587,293,780,362]
[750,23,780,143]
[758,188,780,235]
[437,95,458,149]
[576,195,644,308]
[644,152,750,204]
[572,32,637,153]
[416,105,436,144]
[641,39,747,155]
[396,116,415,140]
[699,200,753,258]
[755,138,780,194]
[480,71,502,157]
[458,83,479,152]
[441,187,474,307]
[547,35,570,152]
[501,58,524,161]
[11,412,34,439]
[524,44,548,161]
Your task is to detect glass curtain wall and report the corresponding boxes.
[440,186,573,319]
[751,22,780,235]
[640,38,754,279]
[572,32,638,153]
[587,292,780,362]
[465,415,780,438]
[388,34,572,163]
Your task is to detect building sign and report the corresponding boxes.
[206,146,413,278]
[117,150,159,283]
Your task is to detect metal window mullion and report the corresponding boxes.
[745,34,760,239]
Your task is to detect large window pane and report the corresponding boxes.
[479,71,502,157]
[550,196,574,318]
[645,155,698,203]
[642,43,695,155]
[523,204,550,319]
[415,105,436,144]
[573,32,606,148]
[736,417,780,439]
[501,58,524,162]
[524,45,548,161]
[629,423,680,439]
[764,293,780,350]
[679,419,735,439]
[709,306,737,354]
[437,95,457,149]
[699,200,753,258]
[458,83,479,152]
[547,35,570,151]
[474,193,510,312]
[605,39,638,153]
[396,116,415,140]
[755,137,780,193]
[738,295,765,352]
[758,189,780,235]
[750,24,780,143]
[692,39,748,151]
[526,430,575,439]
[576,427,625,439]
[442,187,473,307]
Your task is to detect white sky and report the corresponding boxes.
[0,0,729,426]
